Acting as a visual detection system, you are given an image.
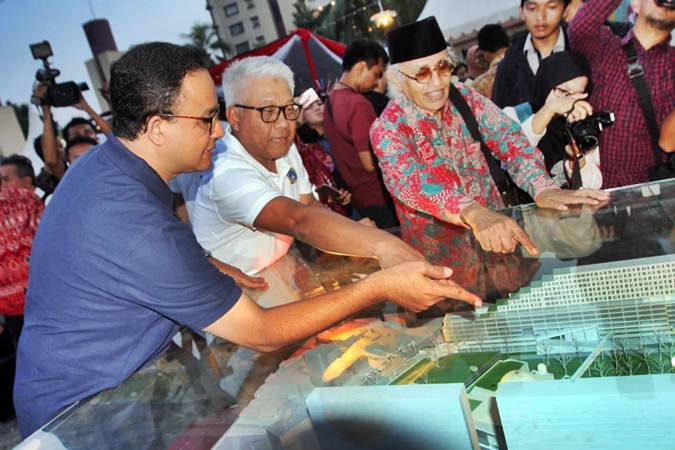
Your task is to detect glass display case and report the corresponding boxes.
[15,180,675,450]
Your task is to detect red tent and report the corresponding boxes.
[208,28,346,94]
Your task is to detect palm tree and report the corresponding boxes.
[181,22,232,65]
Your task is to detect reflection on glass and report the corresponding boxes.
[19,180,675,450]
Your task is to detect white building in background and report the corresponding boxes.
[206,0,297,55]
[0,106,26,157]
[85,50,123,112]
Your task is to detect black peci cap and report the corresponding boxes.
[386,16,447,64]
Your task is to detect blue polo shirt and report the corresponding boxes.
[14,135,241,437]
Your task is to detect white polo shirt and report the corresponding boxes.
[191,128,313,275]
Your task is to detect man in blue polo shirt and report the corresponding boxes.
[14,42,481,438]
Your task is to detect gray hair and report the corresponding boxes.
[386,48,456,101]
[221,56,295,106]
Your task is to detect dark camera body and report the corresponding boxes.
[30,40,89,107]
[567,111,615,152]
[43,82,90,107]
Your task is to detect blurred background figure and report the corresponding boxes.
[453,62,469,82]
[472,24,511,98]
[492,0,570,108]
[364,73,390,116]
[295,88,351,216]
[465,44,489,80]
[323,38,398,228]
[0,155,44,348]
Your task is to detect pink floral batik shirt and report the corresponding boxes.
[370,83,556,240]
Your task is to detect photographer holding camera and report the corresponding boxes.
[568,0,675,188]
[505,51,610,189]
[30,41,111,186]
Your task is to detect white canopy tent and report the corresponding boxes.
[417,0,521,42]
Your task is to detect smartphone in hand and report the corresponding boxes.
[315,184,343,201]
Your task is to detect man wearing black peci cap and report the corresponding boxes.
[370,16,608,255]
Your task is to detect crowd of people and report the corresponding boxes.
[0,0,673,439]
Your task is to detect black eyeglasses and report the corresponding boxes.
[158,107,220,134]
[553,86,584,97]
[398,59,455,84]
[235,103,302,123]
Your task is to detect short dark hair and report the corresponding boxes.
[520,0,571,7]
[62,117,96,142]
[110,42,209,140]
[64,135,98,160]
[477,24,510,52]
[342,38,389,72]
[1,154,35,185]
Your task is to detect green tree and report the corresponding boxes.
[293,0,324,29]
[181,22,232,65]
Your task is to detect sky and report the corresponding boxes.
[0,0,214,127]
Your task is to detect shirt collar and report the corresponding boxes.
[523,26,566,57]
[621,28,671,51]
[105,134,173,208]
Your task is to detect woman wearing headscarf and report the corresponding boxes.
[504,51,602,189]
[294,88,351,216]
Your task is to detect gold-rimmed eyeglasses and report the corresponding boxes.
[398,59,455,84]
[236,103,302,123]
[158,107,220,134]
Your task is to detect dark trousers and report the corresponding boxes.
[2,315,23,351]
[358,204,399,229]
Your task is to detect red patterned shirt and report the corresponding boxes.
[0,188,43,316]
[569,0,675,188]
[369,83,556,240]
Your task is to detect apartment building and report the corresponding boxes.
[205,0,284,55]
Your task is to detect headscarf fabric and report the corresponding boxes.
[530,51,592,172]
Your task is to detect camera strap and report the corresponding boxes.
[622,41,663,165]
[448,84,522,205]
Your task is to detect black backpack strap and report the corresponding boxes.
[448,84,508,189]
[622,41,662,165]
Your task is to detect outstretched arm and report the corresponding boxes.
[204,260,482,352]
[34,83,66,179]
[73,96,112,135]
[254,196,423,268]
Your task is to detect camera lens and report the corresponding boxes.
[577,135,598,151]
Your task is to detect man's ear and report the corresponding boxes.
[226,106,241,132]
[389,69,405,97]
[354,60,368,78]
[145,115,165,147]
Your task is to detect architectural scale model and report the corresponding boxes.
[214,254,675,450]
